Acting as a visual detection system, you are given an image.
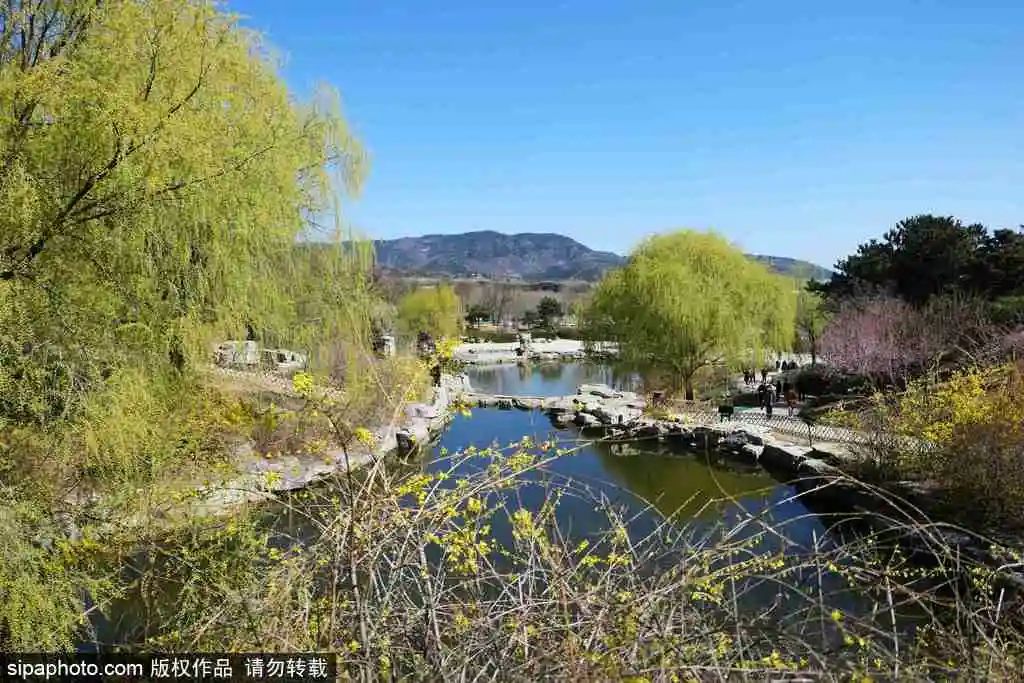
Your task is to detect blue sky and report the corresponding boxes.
[228,0,1023,268]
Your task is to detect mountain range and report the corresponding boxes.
[372,231,832,282]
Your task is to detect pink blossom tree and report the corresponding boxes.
[821,294,1004,387]
[821,297,939,387]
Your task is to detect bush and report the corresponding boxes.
[794,365,872,397]
[863,362,1024,525]
[462,330,519,343]
[124,436,1024,679]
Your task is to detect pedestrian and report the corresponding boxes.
[785,386,797,416]
[757,383,766,407]
[765,383,776,418]
[775,359,781,371]
[742,369,750,386]
[775,379,782,397]
[761,368,768,384]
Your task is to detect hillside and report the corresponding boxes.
[747,254,833,282]
[371,231,832,282]
[372,231,624,281]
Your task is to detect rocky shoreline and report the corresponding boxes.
[55,373,470,541]
[188,373,469,515]
[461,382,1024,593]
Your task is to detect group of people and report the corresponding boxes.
[755,377,798,418]
[741,359,801,388]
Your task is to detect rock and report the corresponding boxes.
[396,430,418,456]
[405,403,439,419]
[721,430,764,450]
[552,412,575,426]
[574,412,601,428]
[759,441,812,471]
[578,383,621,399]
[809,442,857,466]
[631,422,661,439]
[512,397,541,410]
[543,397,578,414]
[740,444,764,460]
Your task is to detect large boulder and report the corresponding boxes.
[552,412,575,427]
[630,421,663,439]
[578,383,621,399]
[542,397,578,414]
[574,412,601,428]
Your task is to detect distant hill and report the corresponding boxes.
[747,254,833,282]
[372,231,624,281]
[371,231,832,282]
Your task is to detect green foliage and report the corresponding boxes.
[990,294,1024,325]
[464,303,491,327]
[583,230,796,398]
[0,0,364,426]
[536,296,563,325]
[866,363,1024,523]
[820,215,1024,305]
[397,285,462,340]
[0,501,89,650]
[795,289,830,364]
[461,329,519,343]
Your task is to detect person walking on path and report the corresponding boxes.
[765,382,776,418]
[761,367,768,384]
[785,386,797,416]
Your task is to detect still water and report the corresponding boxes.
[466,360,640,397]
[448,362,824,541]
[91,362,898,649]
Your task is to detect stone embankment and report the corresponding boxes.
[464,382,840,472]
[183,373,469,517]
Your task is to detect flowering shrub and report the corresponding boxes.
[868,362,1024,523]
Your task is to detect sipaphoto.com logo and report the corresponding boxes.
[8,659,96,679]
[2,655,143,681]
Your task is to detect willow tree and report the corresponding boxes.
[583,231,795,399]
[397,285,463,341]
[0,0,365,424]
[795,289,830,365]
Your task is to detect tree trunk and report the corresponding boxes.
[682,374,695,401]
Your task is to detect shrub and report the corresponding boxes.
[123,437,1024,680]
[794,365,872,397]
[864,362,1024,524]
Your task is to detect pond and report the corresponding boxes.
[465,360,641,397]
[88,362,920,651]
[451,362,827,544]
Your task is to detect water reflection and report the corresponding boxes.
[467,361,639,397]
[426,408,813,539]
